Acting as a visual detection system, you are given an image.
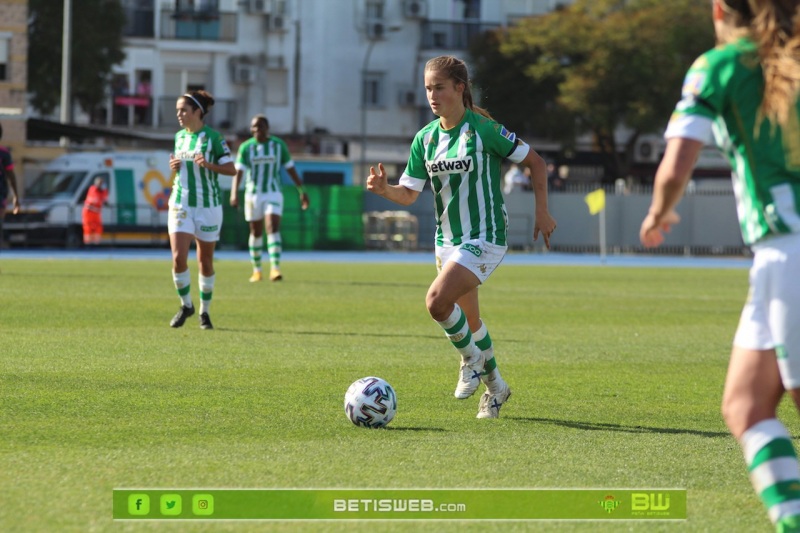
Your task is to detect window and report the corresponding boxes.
[366,0,385,20]
[0,34,10,81]
[362,72,386,108]
[266,68,289,106]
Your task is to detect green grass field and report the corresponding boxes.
[1,256,791,532]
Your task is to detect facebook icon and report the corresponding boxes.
[128,494,150,515]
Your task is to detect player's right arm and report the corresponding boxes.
[639,136,702,247]
[366,163,419,206]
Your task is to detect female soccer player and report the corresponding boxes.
[367,55,556,418]
[168,90,235,330]
[230,114,309,282]
[640,1,800,529]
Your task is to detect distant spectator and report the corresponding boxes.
[82,176,109,245]
[548,164,568,192]
[0,121,21,250]
[503,163,528,194]
[135,73,152,125]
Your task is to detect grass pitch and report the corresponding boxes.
[1,256,789,532]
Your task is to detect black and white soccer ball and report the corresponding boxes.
[344,376,397,428]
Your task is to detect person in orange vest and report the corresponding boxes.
[82,176,109,245]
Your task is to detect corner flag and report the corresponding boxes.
[584,189,606,215]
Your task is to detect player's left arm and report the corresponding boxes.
[197,135,236,176]
[281,141,309,210]
[518,144,556,249]
[286,165,309,210]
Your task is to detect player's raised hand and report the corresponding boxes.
[640,210,681,248]
[366,163,387,195]
[169,153,181,172]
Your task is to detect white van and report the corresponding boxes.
[6,151,175,247]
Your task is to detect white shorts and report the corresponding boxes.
[168,204,223,242]
[245,192,283,222]
[734,234,800,389]
[435,239,507,284]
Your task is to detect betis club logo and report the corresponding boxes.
[599,495,621,514]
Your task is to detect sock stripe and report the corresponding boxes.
[760,480,800,509]
[177,285,190,296]
[444,311,467,335]
[751,439,798,472]
[451,331,472,349]
[475,333,492,351]
[484,356,497,373]
[200,291,212,301]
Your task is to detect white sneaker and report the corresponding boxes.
[477,384,511,419]
[454,353,485,399]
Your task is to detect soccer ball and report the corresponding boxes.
[344,377,397,428]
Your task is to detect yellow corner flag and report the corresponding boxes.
[584,188,606,215]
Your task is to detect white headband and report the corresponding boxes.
[183,93,205,115]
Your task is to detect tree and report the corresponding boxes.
[469,29,576,148]
[471,0,715,180]
[28,0,126,118]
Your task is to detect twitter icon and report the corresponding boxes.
[160,494,182,516]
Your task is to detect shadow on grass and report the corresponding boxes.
[510,416,729,438]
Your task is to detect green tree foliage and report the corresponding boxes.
[470,29,576,147]
[28,0,126,117]
[472,0,715,179]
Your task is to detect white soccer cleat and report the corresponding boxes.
[476,384,511,419]
[454,354,485,399]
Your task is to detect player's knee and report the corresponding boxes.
[425,290,450,322]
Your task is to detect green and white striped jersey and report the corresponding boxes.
[235,136,295,195]
[667,37,800,245]
[170,126,233,208]
[400,108,529,246]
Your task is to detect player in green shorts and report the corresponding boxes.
[367,55,557,419]
[640,2,800,530]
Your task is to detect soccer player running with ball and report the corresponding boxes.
[168,90,236,330]
[367,55,556,418]
[640,1,800,530]
[230,114,309,282]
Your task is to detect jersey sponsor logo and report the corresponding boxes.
[175,150,200,161]
[252,155,276,164]
[426,157,473,176]
[461,243,483,257]
[499,125,516,142]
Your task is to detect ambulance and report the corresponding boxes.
[5,151,176,247]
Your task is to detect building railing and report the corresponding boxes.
[159,8,237,41]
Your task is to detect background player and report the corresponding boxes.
[231,114,309,282]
